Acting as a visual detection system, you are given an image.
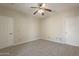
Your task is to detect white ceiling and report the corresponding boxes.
[0,3,79,18]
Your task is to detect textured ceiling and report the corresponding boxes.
[0,3,79,18]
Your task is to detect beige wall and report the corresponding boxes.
[41,8,79,46]
[40,14,65,43]
[0,6,79,47]
[14,17,39,45]
[0,7,39,45]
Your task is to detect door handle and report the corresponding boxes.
[9,33,13,35]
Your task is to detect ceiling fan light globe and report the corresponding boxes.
[41,3,46,7]
[38,9,44,13]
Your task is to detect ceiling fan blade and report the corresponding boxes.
[33,10,38,15]
[42,12,44,15]
[44,8,52,12]
[30,7,38,8]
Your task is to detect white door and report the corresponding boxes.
[0,16,14,49]
[65,16,79,46]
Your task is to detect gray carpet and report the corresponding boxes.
[0,39,79,56]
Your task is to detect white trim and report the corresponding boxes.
[44,38,79,47]
[13,39,39,46]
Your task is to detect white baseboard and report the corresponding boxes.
[0,39,39,49]
[44,38,79,47]
[13,39,39,46]
[1,38,79,50]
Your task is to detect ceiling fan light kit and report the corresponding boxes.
[38,9,44,13]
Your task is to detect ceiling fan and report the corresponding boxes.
[30,3,52,15]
